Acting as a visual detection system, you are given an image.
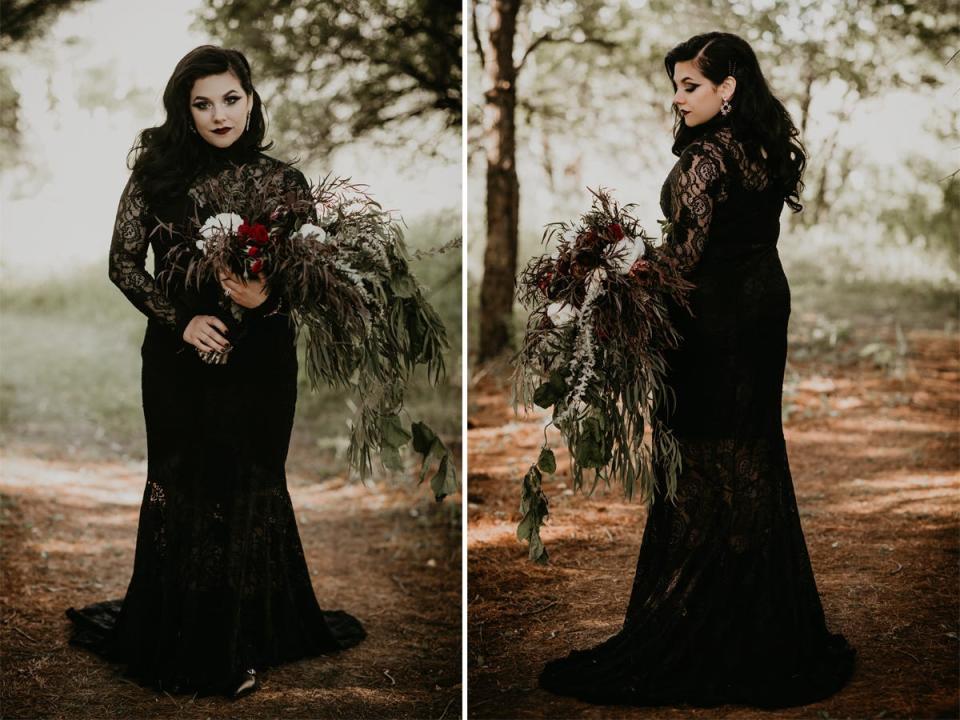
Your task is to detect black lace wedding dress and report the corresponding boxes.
[65,144,365,697]
[538,114,855,708]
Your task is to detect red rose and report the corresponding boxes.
[609,223,625,241]
[247,245,260,257]
[250,223,270,246]
[249,258,264,274]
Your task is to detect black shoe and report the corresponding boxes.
[231,668,258,699]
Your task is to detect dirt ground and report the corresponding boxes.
[0,456,461,719]
[467,326,959,719]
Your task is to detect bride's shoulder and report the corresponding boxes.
[677,132,730,174]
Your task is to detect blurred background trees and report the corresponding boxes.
[198,0,461,158]
[0,0,462,470]
[470,0,960,361]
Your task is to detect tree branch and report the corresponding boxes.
[516,31,618,73]
[471,0,486,69]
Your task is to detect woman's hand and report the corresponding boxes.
[183,315,231,352]
[219,270,269,309]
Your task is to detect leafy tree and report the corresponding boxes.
[199,0,461,156]
[0,0,94,168]
[0,0,92,46]
[472,0,959,361]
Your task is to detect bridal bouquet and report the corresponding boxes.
[513,189,693,562]
[161,167,458,500]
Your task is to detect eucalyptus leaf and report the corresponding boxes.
[430,455,458,502]
[575,417,612,468]
[380,414,412,449]
[381,444,404,472]
[411,421,438,455]
[533,372,567,409]
[537,447,557,474]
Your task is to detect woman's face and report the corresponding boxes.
[189,71,252,149]
[671,60,732,128]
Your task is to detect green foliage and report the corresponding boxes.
[536,447,556,474]
[513,189,689,560]
[532,371,566,408]
[410,420,458,501]
[200,0,460,156]
[517,465,549,564]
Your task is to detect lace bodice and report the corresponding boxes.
[659,124,777,274]
[107,152,311,342]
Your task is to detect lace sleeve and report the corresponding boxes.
[665,138,728,273]
[107,176,192,338]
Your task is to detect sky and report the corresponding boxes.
[0,0,461,280]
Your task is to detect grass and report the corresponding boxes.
[0,213,462,480]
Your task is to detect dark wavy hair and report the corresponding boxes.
[129,45,272,207]
[665,32,807,213]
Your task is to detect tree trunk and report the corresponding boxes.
[477,0,520,362]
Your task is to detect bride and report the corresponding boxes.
[65,45,365,699]
[537,31,856,709]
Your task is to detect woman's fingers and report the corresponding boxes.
[194,336,216,352]
[204,333,228,351]
[208,316,230,335]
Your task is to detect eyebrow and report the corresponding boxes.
[675,76,697,83]
[191,90,242,101]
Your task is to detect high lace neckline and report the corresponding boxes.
[196,137,259,173]
[693,110,732,137]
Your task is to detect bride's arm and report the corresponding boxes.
[107,175,194,341]
[661,138,728,273]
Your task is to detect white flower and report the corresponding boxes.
[297,223,328,243]
[199,213,243,240]
[546,302,579,326]
[608,235,646,274]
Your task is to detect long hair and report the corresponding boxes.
[129,45,272,207]
[665,32,807,213]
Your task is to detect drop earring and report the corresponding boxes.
[245,113,251,132]
[720,98,732,116]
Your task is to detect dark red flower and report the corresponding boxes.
[249,258,264,274]
[537,270,554,293]
[239,222,270,246]
[578,229,598,247]
[609,223,625,241]
[247,244,260,257]
[629,259,650,278]
[251,224,270,246]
